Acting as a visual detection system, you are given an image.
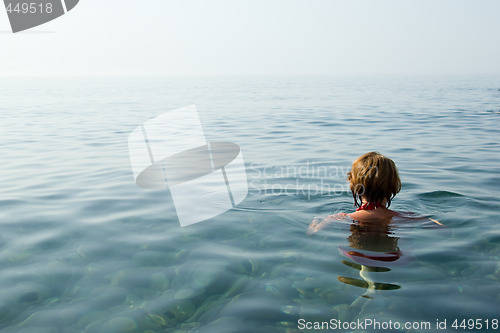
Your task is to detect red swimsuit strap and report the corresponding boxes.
[356,201,383,211]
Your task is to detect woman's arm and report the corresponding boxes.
[307,213,348,235]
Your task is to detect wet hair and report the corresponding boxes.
[347,152,401,208]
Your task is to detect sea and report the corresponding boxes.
[0,75,499,332]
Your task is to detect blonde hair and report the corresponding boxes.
[347,152,401,208]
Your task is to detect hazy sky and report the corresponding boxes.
[1,0,499,76]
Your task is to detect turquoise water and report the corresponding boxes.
[0,75,499,332]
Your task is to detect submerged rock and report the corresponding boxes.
[270,263,295,279]
[219,292,290,323]
[265,277,295,297]
[201,316,249,333]
[99,317,137,333]
[221,276,251,299]
[150,272,170,291]
[89,287,128,310]
[174,288,198,300]
[132,251,173,267]
[110,269,151,290]
[194,297,226,324]
[18,291,41,304]
[10,282,52,307]
[147,299,196,328]
[228,258,260,276]
[297,299,337,323]
[278,251,303,264]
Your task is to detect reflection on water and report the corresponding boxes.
[337,219,405,321]
[339,220,403,291]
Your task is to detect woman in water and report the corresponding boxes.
[308,152,443,316]
[308,151,442,234]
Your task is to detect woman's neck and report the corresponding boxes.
[361,198,388,207]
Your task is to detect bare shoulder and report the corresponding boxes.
[348,209,399,221]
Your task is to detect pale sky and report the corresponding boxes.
[1,0,499,76]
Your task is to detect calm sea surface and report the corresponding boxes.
[0,75,499,332]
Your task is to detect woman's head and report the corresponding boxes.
[347,152,401,208]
